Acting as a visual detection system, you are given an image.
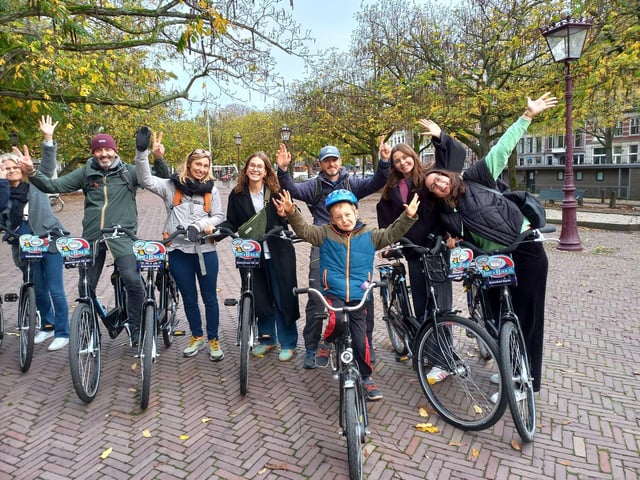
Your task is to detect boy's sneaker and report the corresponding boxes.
[183,336,205,357]
[303,349,317,369]
[48,337,69,351]
[34,330,54,344]
[208,339,224,362]
[363,377,383,401]
[316,342,331,367]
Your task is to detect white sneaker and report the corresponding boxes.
[34,330,54,344]
[48,337,69,351]
[489,390,526,404]
[490,373,500,385]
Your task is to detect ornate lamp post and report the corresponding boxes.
[9,130,19,147]
[541,15,592,251]
[234,132,242,171]
[279,124,292,147]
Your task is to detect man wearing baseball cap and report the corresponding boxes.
[276,141,391,369]
[24,128,170,348]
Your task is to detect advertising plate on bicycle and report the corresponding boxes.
[475,254,516,286]
[449,247,474,280]
[231,238,262,267]
[56,237,92,265]
[132,240,167,269]
[19,234,48,260]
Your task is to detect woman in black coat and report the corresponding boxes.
[222,152,299,362]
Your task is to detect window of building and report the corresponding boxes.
[574,131,582,147]
[596,171,604,181]
[631,118,640,136]
[576,171,583,181]
[593,147,606,164]
[613,146,622,164]
[629,144,638,164]
[547,136,554,149]
[547,155,553,165]
[574,154,584,164]
[556,135,564,148]
[518,139,524,154]
[557,171,564,180]
[614,121,623,137]
[526,137,533,153]
[536,137,542,152]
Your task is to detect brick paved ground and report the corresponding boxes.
[1,184,639,479]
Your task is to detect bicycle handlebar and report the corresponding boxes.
[293,281,386,314]
[382,235,445,259]
[100,225,138,241]
[209,224,298,242]
[459,225,558,256]
[0,223,70,241]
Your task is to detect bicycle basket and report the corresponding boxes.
[423,253,449,284]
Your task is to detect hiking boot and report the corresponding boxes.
[316,342,331,367]
[208,339,224,362]
[183,336,205,357]
[303,349,317,369]
[364,377,383,401]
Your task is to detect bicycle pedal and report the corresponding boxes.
[4,293,18,302]
[173,330,186,336]
[223,298,237,306]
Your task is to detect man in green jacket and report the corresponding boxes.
[22,131,169,346]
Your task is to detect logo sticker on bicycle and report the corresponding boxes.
[231,238,262,267]
[19,234,48,259]
[132,240,167,267]
[449,247,474,280]
[475,254,516,285]
[56,237,92,265]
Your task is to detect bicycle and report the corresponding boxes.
[132,228,184,409]
[48,193,64,213]
[0,224,67,372]
[450,225,557,442]
[293,282,382,480]
[216,225,295,396]
[59,226,136,404]
[388,237,508,432]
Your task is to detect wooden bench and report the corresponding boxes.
[538,188,585,205]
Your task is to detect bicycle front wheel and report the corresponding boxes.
[140,304,156,410]
[343,384,365,480]
[239,296,252,396]
[384,290,408,356]
[415,315,506,431]
[18,287,37,372]
[69,303,101,403]
[49,195,64,213]
[500,320,536,442]
[161,273,180,348]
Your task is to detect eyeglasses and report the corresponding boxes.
[427,174,447,193]
[247,163,265,171]
[189,148,211,158]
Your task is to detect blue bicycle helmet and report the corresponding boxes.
[325,189,358,210]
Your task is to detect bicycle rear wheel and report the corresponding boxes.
[467,282,492,360]
[239,296,252,396]
[69,303,101,403]
[343,383,365,480]
[140,304,156,410]
[18,287,37,373]
[415,315,506,431]
[161,273,180,348]
[384,289,408,356]
[49,195,64,213]
[500,320,536,442]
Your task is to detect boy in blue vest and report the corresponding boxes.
[276,189,419,400]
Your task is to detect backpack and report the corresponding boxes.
[171,189,212,216]
[311,174,351,206]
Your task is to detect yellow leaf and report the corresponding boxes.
[258,467,268,475]
[100,447,112,459]
[415,423,439,433]
[201,417,212,423]
[473,404,483,414]
[418,407,429,418]
[471,448,479,458]
[179,434,190,441]
[559,460,572,466]
[449,441,465,447]
[131,363,137,370]
[510,439,522,451]
[142,429,151,438]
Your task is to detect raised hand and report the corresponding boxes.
[275,190,296,215]
[379,139,391,162]
[39,115,59,142]
[152,131,165,159]
[525,92,558,118]
[135,126,152,152]
[418,119,442,140]
[403,193,421,218]
[12,145,35,176]
[275,143,291,170]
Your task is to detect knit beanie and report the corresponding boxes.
[91,134,118,153]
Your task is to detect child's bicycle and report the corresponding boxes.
[293,281,383,480]
[215,225,297,396]
[0,224,68,372]
[449,225,558,442]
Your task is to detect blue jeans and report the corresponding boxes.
[259,259,298,349]
[32,252,69,339]
[169,249,220,340]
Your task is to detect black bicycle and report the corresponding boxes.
[216,225,296,396]
[1,224,67,372]
[381,237,508,431]
[451,225,557,442]
[294,282,382,480]
[133,228,183,409]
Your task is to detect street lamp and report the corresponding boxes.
[9,130,19,147]
[541,14,592,251]
[234,132,242,171]
[279,124,292,147]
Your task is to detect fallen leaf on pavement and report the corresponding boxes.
[142,429,151,438]
[100,447,112,459]
[179,434,190,441]
[418,407,429,417]
[510,439,522,451]
[415,423,439,433]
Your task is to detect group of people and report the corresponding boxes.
[2,92,556,402]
